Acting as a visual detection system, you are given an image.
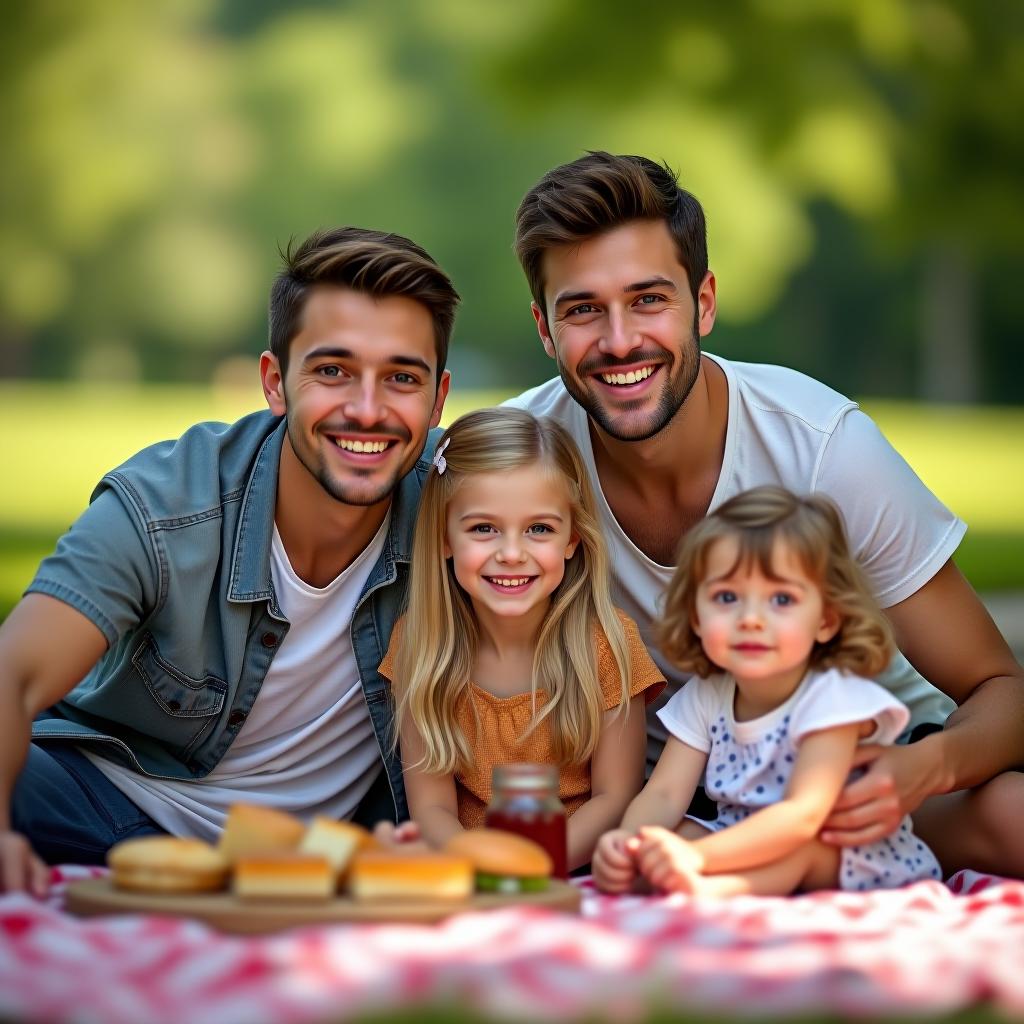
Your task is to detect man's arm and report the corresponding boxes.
[0,594,109,893]
[823,559,1024,845]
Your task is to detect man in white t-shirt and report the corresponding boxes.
[507,151,1024,877]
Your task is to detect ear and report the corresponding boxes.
[564,529,581,561]
[531,301,556,360]
[696,271,717,340]
[442,536,452,559]
[429,369,451,428]
[816,605,841,645]
[260,350,286,416]
[690,610,703,638]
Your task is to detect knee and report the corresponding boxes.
[966,771,1024,877]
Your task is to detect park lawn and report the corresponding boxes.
[1,382,1022,620]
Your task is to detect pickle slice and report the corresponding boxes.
[475,872,549,893]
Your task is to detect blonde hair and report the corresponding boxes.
[658,486,895,679]
[393,407,631,773]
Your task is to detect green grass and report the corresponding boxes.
[1,382,1022,621]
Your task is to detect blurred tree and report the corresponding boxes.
[490,0,1024,401]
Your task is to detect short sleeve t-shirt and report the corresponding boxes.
[507,353,965,756]
[380,609,665,827]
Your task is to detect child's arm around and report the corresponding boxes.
[637,722,861,882]
[566,694,647,871]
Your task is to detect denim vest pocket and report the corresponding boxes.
[130,635,227,756]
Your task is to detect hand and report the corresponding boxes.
[0,830,50,897]
[592,828,637,894]
[633,825,705,893]
[821,741,937,846]
[372,819,427,850]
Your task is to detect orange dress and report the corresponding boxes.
[379,610,665,828]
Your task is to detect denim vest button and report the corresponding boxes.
[227,709,247,727]
[261,632,279,648]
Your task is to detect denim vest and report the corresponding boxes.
[28,410,435,823]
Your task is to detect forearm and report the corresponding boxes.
[566,792,634,871]
[620,786,688,834]
[693,800,825,874]
[0,688,34,831]
[929,672,1024,793]
[408,802,463,850]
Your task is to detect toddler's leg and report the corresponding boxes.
[681,839,841,898]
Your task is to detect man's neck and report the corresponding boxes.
[585,354,728,566]
[274,438,391,589]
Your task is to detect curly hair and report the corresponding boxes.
[657,486,895,680]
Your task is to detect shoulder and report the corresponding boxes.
[791,668,910,745]
[504,377,582,424]
[100,411,283,521]
[712,353,858,436]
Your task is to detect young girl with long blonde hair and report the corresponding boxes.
[379,408,664,871]
[593,485,943,896]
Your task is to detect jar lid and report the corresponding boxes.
[492,762,558,790]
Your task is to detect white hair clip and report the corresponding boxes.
[432,436,451,475]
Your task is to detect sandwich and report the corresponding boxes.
[444,829,552,893]
[298,816,374,887]
[218,803,306,864]
[348,850,474,902]
[233,854,335,901]
[108,836,230,894]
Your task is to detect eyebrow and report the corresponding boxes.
[302,346,432,375]
[458,512,566,522]
[552,277,678,308]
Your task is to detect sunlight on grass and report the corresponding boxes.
[0,382,1021,618]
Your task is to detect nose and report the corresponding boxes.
[598,307,642,360]
[495,536,525,565]
[342,378,388,429]
[737,599,764,629]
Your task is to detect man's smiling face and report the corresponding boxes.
[533,219,715,442]
[267,284,448,507]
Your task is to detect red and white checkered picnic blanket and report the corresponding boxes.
[2,867,1023,1022]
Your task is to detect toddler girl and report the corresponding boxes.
[593,485,942,896]
[380,408,664,871]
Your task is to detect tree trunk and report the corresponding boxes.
[919,243,979,404]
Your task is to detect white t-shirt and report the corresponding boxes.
[508,353,964,761]
[86,517,390,841]
[657,667,908,827]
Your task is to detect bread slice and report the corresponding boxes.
[299,817,372,886]
[108,836,229,894]
[234,854,335,901]
[218,803,306,864]
[348,851,473,902]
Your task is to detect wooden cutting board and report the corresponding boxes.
[65,877,581,934]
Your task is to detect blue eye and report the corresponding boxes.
[527,524,554,535]
[568,303,598,316]
[771,593,795,607]
[470,524,496,534]
[712,590,737,604]
[318,365,342,377]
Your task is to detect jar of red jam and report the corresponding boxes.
[484,763,568,879]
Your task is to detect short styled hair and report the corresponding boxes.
[514,151,708,317]
[657,486,895,680]
[268,226,460,377]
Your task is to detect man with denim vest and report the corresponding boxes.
[0,226,458,894]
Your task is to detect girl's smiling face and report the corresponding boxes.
[444,466,579,629]
[693,536,840,697]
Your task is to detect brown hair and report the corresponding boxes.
[268,226,460,377]
[393,407,631,771]
[514,151,708,319]
[657,486,895,679]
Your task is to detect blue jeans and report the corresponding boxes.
[11,743,166,865]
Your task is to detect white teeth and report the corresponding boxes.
[489,577,530,587]
[335,439,389,453]
[601,366,655,385]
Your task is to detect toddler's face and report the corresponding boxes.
[444,466,579,627]
[692,537,839,694]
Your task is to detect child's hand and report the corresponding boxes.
[634,825,705,893]
[592,828,638,893]
[372,819,429,850]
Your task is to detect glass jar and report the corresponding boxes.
[484,763,568,879]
